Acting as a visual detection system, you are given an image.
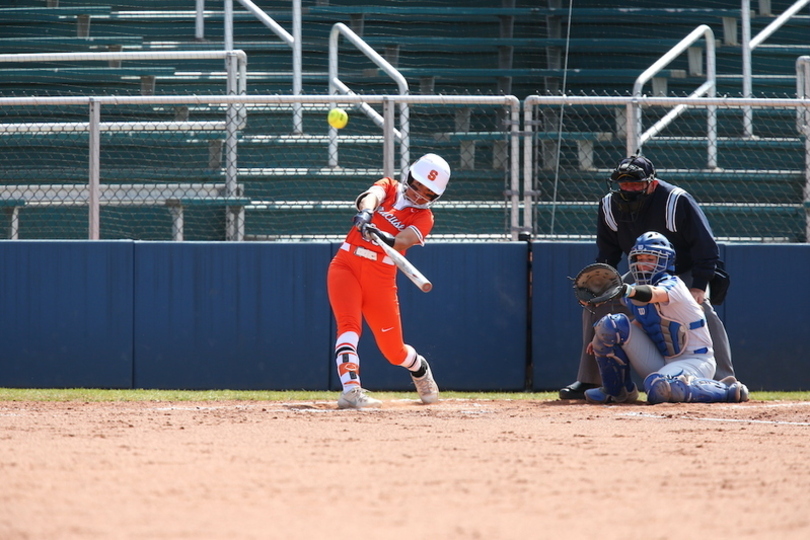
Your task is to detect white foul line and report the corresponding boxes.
[617,410,810,426]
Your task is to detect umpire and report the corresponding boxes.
[560,155,735,400]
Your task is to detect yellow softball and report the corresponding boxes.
[327,108,348,129]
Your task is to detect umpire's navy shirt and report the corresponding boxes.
[595,179,720,292]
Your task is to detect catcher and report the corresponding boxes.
[561,155,734,401]
[572,232,749,404]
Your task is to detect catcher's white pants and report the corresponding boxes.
[622,322,716,381]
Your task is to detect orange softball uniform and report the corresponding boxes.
[327,177,434,365]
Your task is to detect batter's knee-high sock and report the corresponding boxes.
[335,331,361,391]
[400,344,425,376]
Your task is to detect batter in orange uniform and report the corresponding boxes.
[327,153,451,409]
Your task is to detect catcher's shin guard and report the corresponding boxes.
[592,313,632,354]
[588,313,636,402]
[644,373,750,404]
[587,350,637,403]
[644,373,676,404]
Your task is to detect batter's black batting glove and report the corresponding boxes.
[363,224,396,247]
[352,209,374,231]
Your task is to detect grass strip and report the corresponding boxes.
[0,388,807,402]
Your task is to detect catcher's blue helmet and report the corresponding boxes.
[629,231,675,285]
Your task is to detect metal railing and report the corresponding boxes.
[0,93,521,241]
[525,94,810,240]
[629,25,717,167]
[0,49,247,96]
[2,91,808,242]
[799,56,810,241]
[741,0,810,137]
[0,50,248,239]
[328,22,410,178]
[196,0,304,133]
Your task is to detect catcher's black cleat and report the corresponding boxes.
[559,381,599,400]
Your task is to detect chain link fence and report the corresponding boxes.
[0,94,518,241]
[525,94,810,243]
[2,93,809,242]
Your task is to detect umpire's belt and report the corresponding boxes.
[341,242,394,265]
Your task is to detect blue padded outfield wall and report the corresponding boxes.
[0,241,135,388]
[132,242,334,391]
[349,242,529,391]
[0,240,806,391]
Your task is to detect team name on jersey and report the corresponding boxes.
[379,209,406,231]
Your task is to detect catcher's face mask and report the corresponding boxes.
[629,232,675,285]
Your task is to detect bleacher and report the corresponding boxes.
[0,0,803,95]
[527,0,808,241]
[0,0,807,241]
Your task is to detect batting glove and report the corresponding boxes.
[352,209,374,231]
[362,224,396,247]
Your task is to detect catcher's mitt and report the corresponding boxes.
[572,263,625,306]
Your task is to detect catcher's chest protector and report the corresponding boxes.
[630,303,689,358]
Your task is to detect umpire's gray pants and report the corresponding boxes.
[575,272,734,385]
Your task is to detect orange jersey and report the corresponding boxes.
[344,177,434,254]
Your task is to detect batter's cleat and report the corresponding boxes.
[411,356,439,404]
[559,381,599,400]
[720,376,750,403]
[337,387,382,409]
[584,383,639,404]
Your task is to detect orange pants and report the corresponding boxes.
[327,247,409,365]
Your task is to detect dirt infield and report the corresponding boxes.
[1,397,809,540]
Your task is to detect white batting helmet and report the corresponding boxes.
[407,153,451,198]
